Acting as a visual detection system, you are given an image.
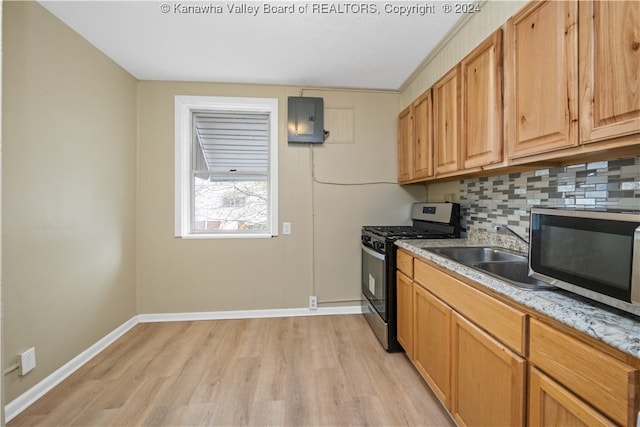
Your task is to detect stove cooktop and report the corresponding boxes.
[362,202,461,245]
[362,225,453,240]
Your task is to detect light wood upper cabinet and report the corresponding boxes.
[399,0,638,184]
[579,0,640,144]
[452,313,526,427]
[434,66,461,175]
[461,29,504,169]
[412,89,434,180]
[397,105,413,183]
[505,0,579,159]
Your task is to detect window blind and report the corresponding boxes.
[193,111,270,178]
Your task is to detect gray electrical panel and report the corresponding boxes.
[288,97,324,143]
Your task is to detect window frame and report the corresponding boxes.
[174,95,279,239]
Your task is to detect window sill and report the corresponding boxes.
[175,233,277,240]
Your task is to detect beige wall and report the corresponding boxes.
[399,0,527,202]
[2,1,137,402]
[137,83,425,313]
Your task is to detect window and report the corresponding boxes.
[175,96,278,238]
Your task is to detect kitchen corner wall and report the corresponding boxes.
[2,0,427,407]
[136,83,425,314]
[460,157,640,238]
[2,2,137,403]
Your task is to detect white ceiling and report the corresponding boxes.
[39,1,463,90]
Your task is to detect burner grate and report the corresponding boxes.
[363,225,452,240]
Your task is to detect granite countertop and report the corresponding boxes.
[396,238,640,360]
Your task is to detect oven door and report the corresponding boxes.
[361,243,387,322]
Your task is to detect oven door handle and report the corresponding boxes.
[361,243,386,261]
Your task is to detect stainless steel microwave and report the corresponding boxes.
[529,208,640,317]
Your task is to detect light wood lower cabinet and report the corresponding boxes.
[410,258,526,425]
[396,249,413,277]
[396,250,414,357]
[396,271,414,358]
[529,367,616,426]
[452,313,526,427]
[399,255,640,427]
[414,258,526,354]
[529,318,639,426]
[413,284,451,408]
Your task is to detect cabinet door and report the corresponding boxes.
[505,0,578,158]
[579,0,640,143]
[412,89,434,180]
[461,29,504,169]
[451,313,526,427]
[529,367,615,427]
[529,318,639,426]
[396,271,414,358]
[413,284,451,408]
[397,105,413,183]
[434,66,461,175]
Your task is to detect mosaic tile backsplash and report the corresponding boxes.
[459,157,640,242]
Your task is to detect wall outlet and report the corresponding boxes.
[283,222,291,235]
[19,347,36,376]
[309,295,318,310]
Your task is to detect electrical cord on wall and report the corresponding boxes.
[4,362,19,376]
[299,86,426,303]
[310,144,398,186]
[308,144,403,303]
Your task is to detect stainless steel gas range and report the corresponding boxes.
[361,202,461,352]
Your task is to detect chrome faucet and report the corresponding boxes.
[496,225,529,245]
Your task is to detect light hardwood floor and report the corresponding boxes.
[8,315,455,426]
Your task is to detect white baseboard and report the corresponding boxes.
[138,305,363,323]
[4,316,139,423]
[4,305,363,421]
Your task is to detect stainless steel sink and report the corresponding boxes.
[426,246,527,263]
[473,261,555,290]
[425,246,555,290]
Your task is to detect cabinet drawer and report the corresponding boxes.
[397,249,414,278]
[414,259,526,354]
[529,318,639,426]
